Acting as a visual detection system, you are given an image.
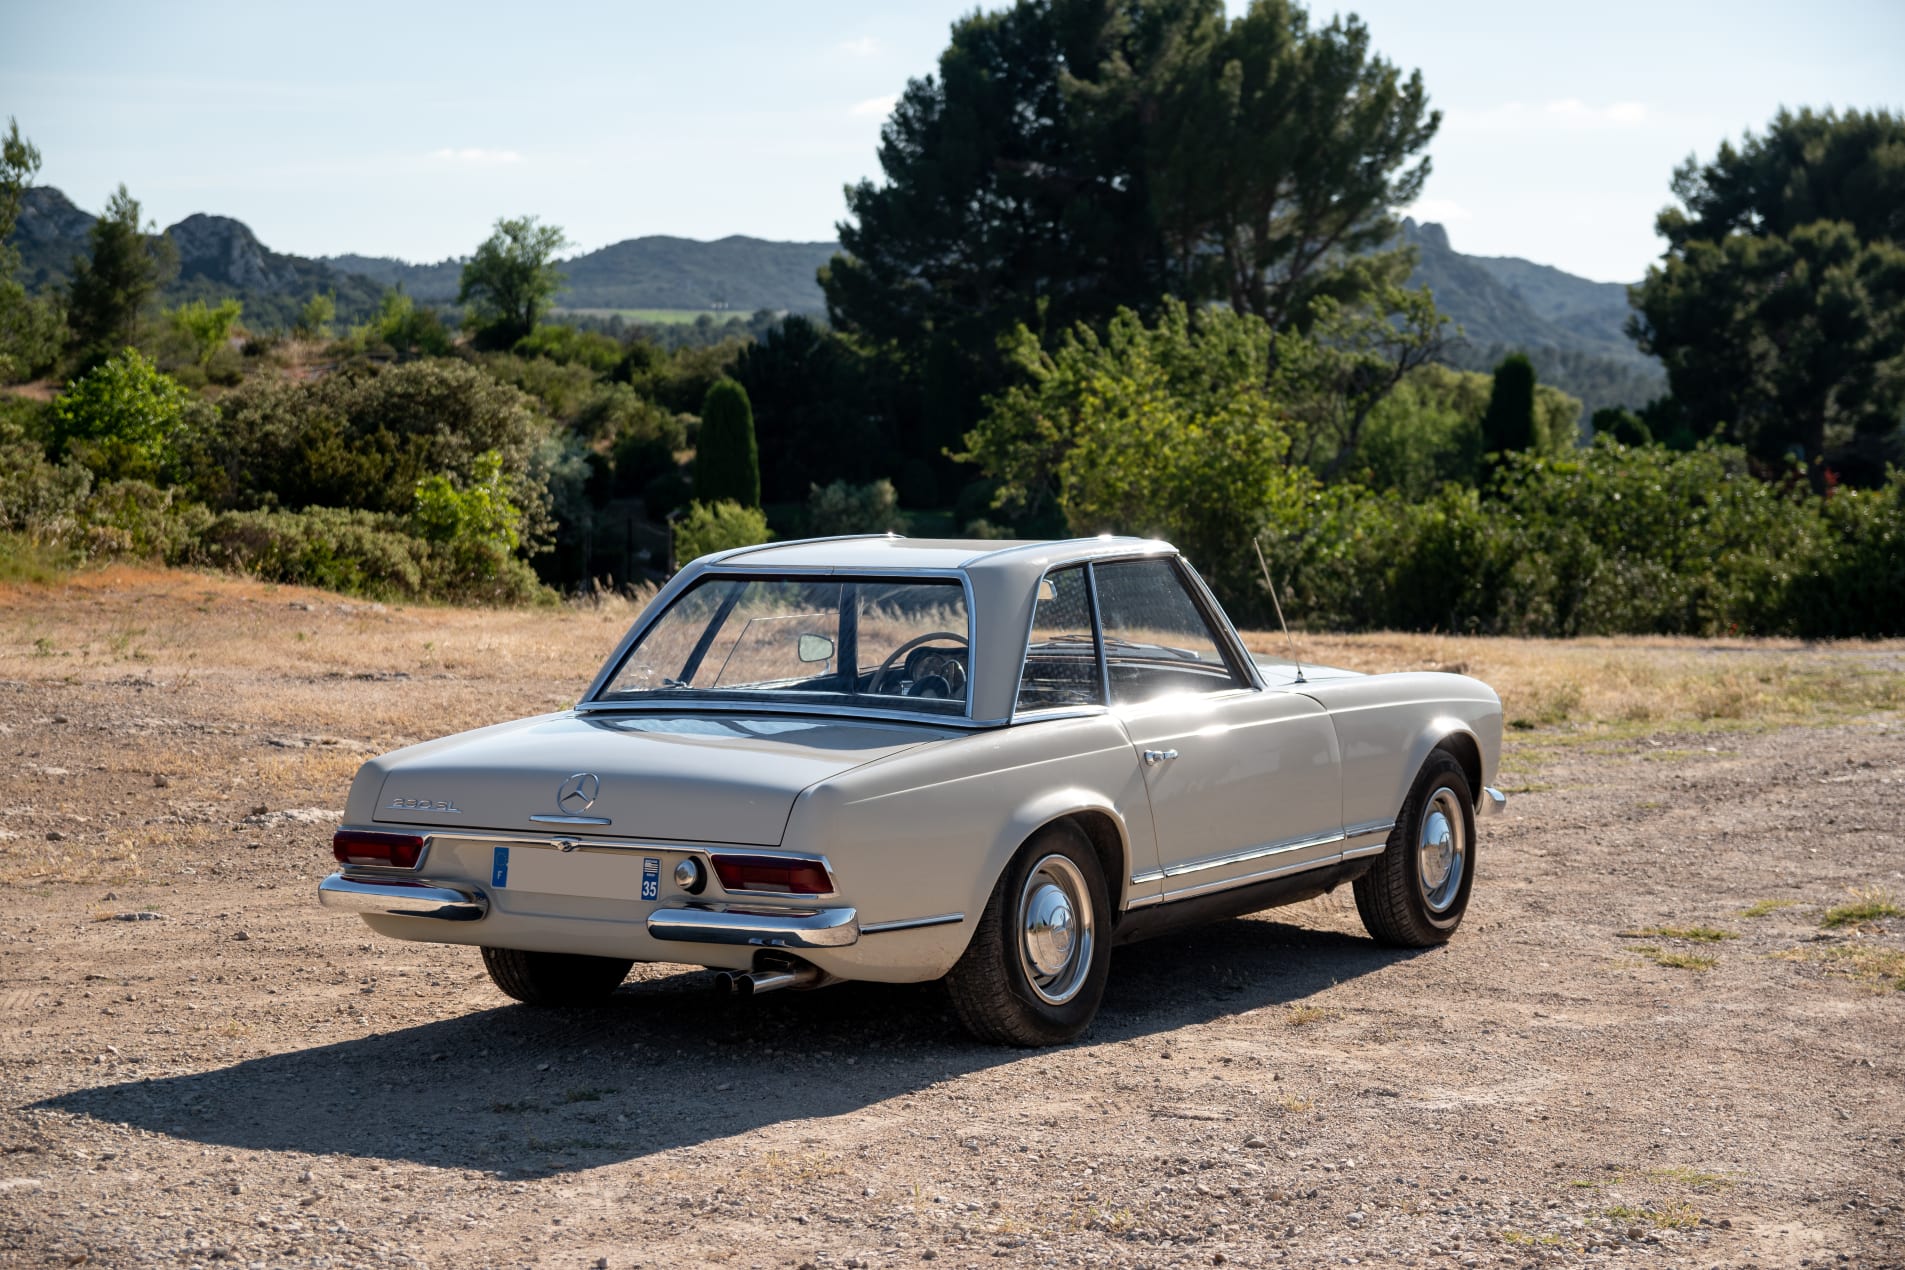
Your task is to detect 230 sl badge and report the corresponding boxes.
[386,796,460,813]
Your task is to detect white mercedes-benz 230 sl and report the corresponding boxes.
[319,535,1505,1046]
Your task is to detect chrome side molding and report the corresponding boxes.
[318,873,488,921]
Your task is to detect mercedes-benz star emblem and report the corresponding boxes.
[557,772,600,814]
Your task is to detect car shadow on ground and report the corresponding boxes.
[34,915,1420,1177]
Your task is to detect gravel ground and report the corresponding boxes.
[0,591,1901,1269]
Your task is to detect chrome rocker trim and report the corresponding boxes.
[648,901,860,949]
[318,873,489,922]
[1477,786,1507,818]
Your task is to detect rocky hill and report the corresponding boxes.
[1401,220,1664,413]
[7,188,384,328]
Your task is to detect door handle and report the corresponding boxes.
[1142,748,1179,766]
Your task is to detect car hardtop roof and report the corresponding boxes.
[709,533,1175,577]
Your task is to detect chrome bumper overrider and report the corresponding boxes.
[1477,786,1507,818]
[647,901,860,949]
[318,873,489,921]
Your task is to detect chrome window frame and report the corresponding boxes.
[578,566,982,725]
[1008,561,1110,723]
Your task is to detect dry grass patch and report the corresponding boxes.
[1605,1200,1702,1231]
[1283,1003,1332,1026]
[1739,899,1800,918]
[1628,945,1718,972]
[1822,888,1903,929]
[1245,630,1905,740]
[1618,925,1738,943]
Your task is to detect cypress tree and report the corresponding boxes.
[1481,353,1537,456]
[694,378,760,508]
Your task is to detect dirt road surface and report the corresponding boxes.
[1,570,1900,1269]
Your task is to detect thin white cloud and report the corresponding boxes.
[1406,198,1473,224]
[1448,100,1649,132]
[839,36,879,57]
[849,94,898,119]
[431,147,523,164]
[1545,98,1647,125]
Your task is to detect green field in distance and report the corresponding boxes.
[553,308,756,325]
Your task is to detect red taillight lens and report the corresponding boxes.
[332,830,426,869]
[710,853,832,895]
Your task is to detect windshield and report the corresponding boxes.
[598,575,971,717]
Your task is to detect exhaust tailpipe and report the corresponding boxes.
[714,961,822,996]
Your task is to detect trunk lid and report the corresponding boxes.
[372,713,952,845]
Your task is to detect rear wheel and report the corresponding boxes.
[1353,750,1476,947]
[945,821,1111,1047]
[481,946,633,1006]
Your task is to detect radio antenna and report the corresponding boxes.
[1252,535,1305,685]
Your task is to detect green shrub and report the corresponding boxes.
[81,479,212,560]
[187,506,428,599]
[513,325,622,375]
[483,351,598,421]
[345,291,453,358]
[806,478,905,536]
[673,499,770,564]
[1783,472,1905,637]
[52,349,190,481]
[182,359,552,538]
[409,450,544,602]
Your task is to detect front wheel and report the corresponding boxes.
[481,946,633,1006]
[945,822,1112,1046]
[1354,750,1476,947]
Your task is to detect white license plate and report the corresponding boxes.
[491,846,661,901]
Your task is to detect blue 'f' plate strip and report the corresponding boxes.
[492,846,509,888]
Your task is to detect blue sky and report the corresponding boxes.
[4,0,1900,283]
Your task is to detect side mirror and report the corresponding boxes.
[797,633,835,664]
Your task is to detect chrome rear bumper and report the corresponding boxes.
[318,873,489,922]
[1477,786,1507,818]
[648,901,859,949]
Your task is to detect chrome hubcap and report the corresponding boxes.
[1416,787,1467,914]
[1017,854,1095,1005]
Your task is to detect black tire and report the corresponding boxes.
[945,821,1112,1047]
[1353,749,1476,948]
[480,946,633,1006]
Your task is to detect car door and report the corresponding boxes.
[1095,558,1343,902]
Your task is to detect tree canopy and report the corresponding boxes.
[67,185,176,370]
[823,0,1439,465]
[459,216,570,348]
[1629,107,1905,476]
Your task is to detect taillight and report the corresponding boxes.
[710,852,832,895]
[332,830,426,869]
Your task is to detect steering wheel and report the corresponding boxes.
[870,631,969,696]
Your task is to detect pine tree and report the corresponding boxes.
[694,378,760,508]
[67,185,174,370]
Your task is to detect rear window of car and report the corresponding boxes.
[599,575,971,717]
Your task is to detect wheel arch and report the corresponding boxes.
[1430,729,1483,807]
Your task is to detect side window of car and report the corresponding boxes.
[1093,558,1244,705]
[1016,566,1103,712]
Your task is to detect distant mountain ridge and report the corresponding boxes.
[322,235,840,314]
[1401,219,1663,412]
[6,186,1663,409]
[9,186,384,329]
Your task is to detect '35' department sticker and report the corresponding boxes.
[641,857,660,901]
